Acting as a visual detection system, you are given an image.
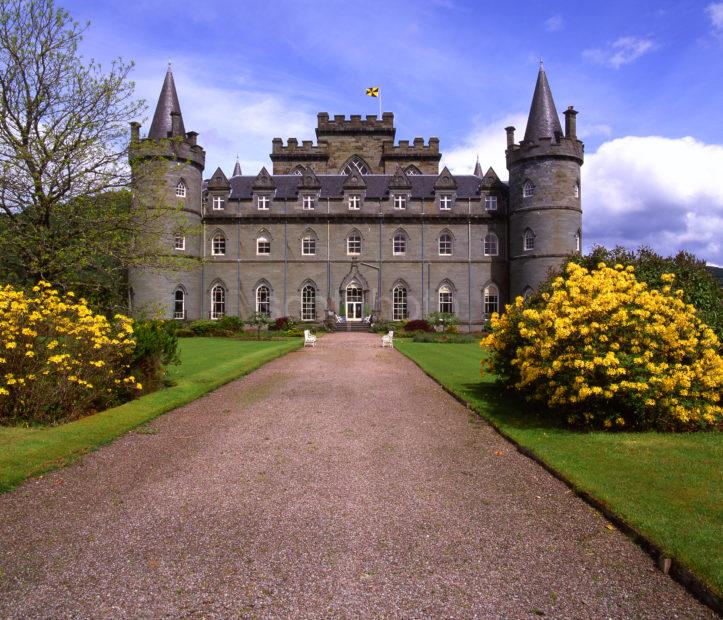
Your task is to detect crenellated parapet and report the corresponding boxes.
[505,132,584,167]
[316,112,395,137]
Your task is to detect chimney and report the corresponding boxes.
[170,111,183,137]
[130,121,140,144]
[564,106,578,139]
[186,131,198,146]
[505,126,515,148]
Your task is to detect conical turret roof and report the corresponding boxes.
[232,159,242,177]
[148,65,186,140]
[473,155,483,177]
[523,63,563,143]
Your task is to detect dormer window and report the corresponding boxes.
[348,195,361,210]
[485,195,498,211]
[302,195,315,210]
[439,195,452,211]
[523,181,535,198]
[393,194,407,210]
[257,195,270,210]
[212,196,225,210]
[176,180,186,198]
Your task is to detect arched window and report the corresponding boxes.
[523,286,534,301]
[523,228,535,251]
[575,229,581,252]
[393,231,406,255]
[341,156,370,176]
[256,285,271,316]
[176,180,186,198]
[439,232,453,256]
[301,285,316,321]
[439,284,454,314]
[173,232,185,251]
[483,284,499,317]
[393,285,408,320]
[212,232,226,256]
[523,180,535,198]
[173,287,185,319]
[210,284,225,319]
[302,232,316,256]
[574,181,580,198]
[404,165,422,175]
[256,233,271,255]
[291,165,305,176]
[484,232,498,256]
[347,231,362,255]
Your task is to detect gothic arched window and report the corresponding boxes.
[256,233,271,255]
[523,180,535,198]
[256,285,271,316]
[438,232,453,256]
[176,180,187,198]
[439,284,454,314]
[341,156,370,176]
[173,287,185,319]
[212,232,226,256]
[301,284,316,321]
[575,229,581,252]
[574,181,580,198]
[483,284,499,317]
[347,231,362,255]
[210,284,225,319]
[484,232,498,256]
[393,285,408,320]
[523,228,535,251]
[393,231,407,255]
[404,165,422,175]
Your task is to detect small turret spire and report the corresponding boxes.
[473,154,483,177]
[232,156,242,177]
[148,65,186,140]
[523,63,563,143]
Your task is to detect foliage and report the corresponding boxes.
[403,319,433,333]
[371,320,405,334]
[216,315,245,333]
[0,282,140,425]
[245,312,274,340]
[427,312,460,331]
[270,316,295,331]
[130,320,179,390]
[411,332,478,343]
[569,246,722,341]
[484,262,723,431]
[396,341,723,596]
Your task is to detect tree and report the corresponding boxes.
[245,312,273,340]
[0,0,175,311]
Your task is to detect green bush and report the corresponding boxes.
[403,319,433,332]
[216,315,245,333]
[175,328,194,337]
[412,332,477,343]
[189,320,217,336]
[131,320,180,391]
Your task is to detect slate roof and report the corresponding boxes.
[523,64,563,143]
[221,174,506,200]
[148,66,185,140]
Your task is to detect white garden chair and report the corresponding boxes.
[304,329,317,348]
[381,330,394,348]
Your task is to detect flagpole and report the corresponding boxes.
[379,87,382,117]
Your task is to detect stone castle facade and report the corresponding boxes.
[128,65,584,328]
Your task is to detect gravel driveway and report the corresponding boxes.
[0,333,713,618]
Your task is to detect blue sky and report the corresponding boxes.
[63,0,723,264]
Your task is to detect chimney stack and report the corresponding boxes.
[505,126,516,148]
[130,121,140,144]
[564,106,578,139]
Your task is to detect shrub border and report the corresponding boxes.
[396,345,722,616]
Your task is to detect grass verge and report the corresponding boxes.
[396,340,723,599]
[0,338,301,492]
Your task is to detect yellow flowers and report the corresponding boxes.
[0,282,139,425]
[483,262,723,430]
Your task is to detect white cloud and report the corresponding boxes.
[442,113,527,179]
[583,37,658,69]
[583,136,723,264]
[545,15,564,32]
[706,3,723,30]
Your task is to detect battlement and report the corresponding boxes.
[506,135,584,167]
[316,112,396,137]
[129,123,206,171]
[382,137,441,161]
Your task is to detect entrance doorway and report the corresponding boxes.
[346,284,363,321]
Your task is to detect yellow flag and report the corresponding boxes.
[365,87,380,98]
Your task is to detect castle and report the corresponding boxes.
[128,64,584,329]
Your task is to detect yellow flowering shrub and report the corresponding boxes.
[483,263,723,430]
[0,282,141,425]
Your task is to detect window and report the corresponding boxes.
[347,232,361,255]
[523,181,535,198]
[302,234,316,256]
[523,229,535,251]
[439,232,452,256]
[348,195,361,210]
[575,230,581,252]
[405,165,421,175]
[301,285,316,321]
[257,195,270,210]
[485,195,498,211]
[574,181,580,198]
[393,194,407,210]
[302,195,315,210]
[341,157,370,176]
[256,285,270,316]
[256,234,270,255]
[173,288,185,319]
[439,195,452,210]
[393,285,408,320]
[174,233,185,251]
[212,195,225,210]
[212,232,226,256]
[483,284,499,316]
[393,232,406,255]
[484,233,498,256]
[523,286,534,301]
[210,284,225,319]
[439,285,453,314]
[291,166,304,176]
[176,180,186,198]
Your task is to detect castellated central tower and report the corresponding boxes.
[506,64,584,299]
[128,66,206,318]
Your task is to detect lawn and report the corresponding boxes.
[395,340,723,598]
[0,337,301,492]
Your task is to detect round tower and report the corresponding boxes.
[128,66,205,319]
[506,64,584,300]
